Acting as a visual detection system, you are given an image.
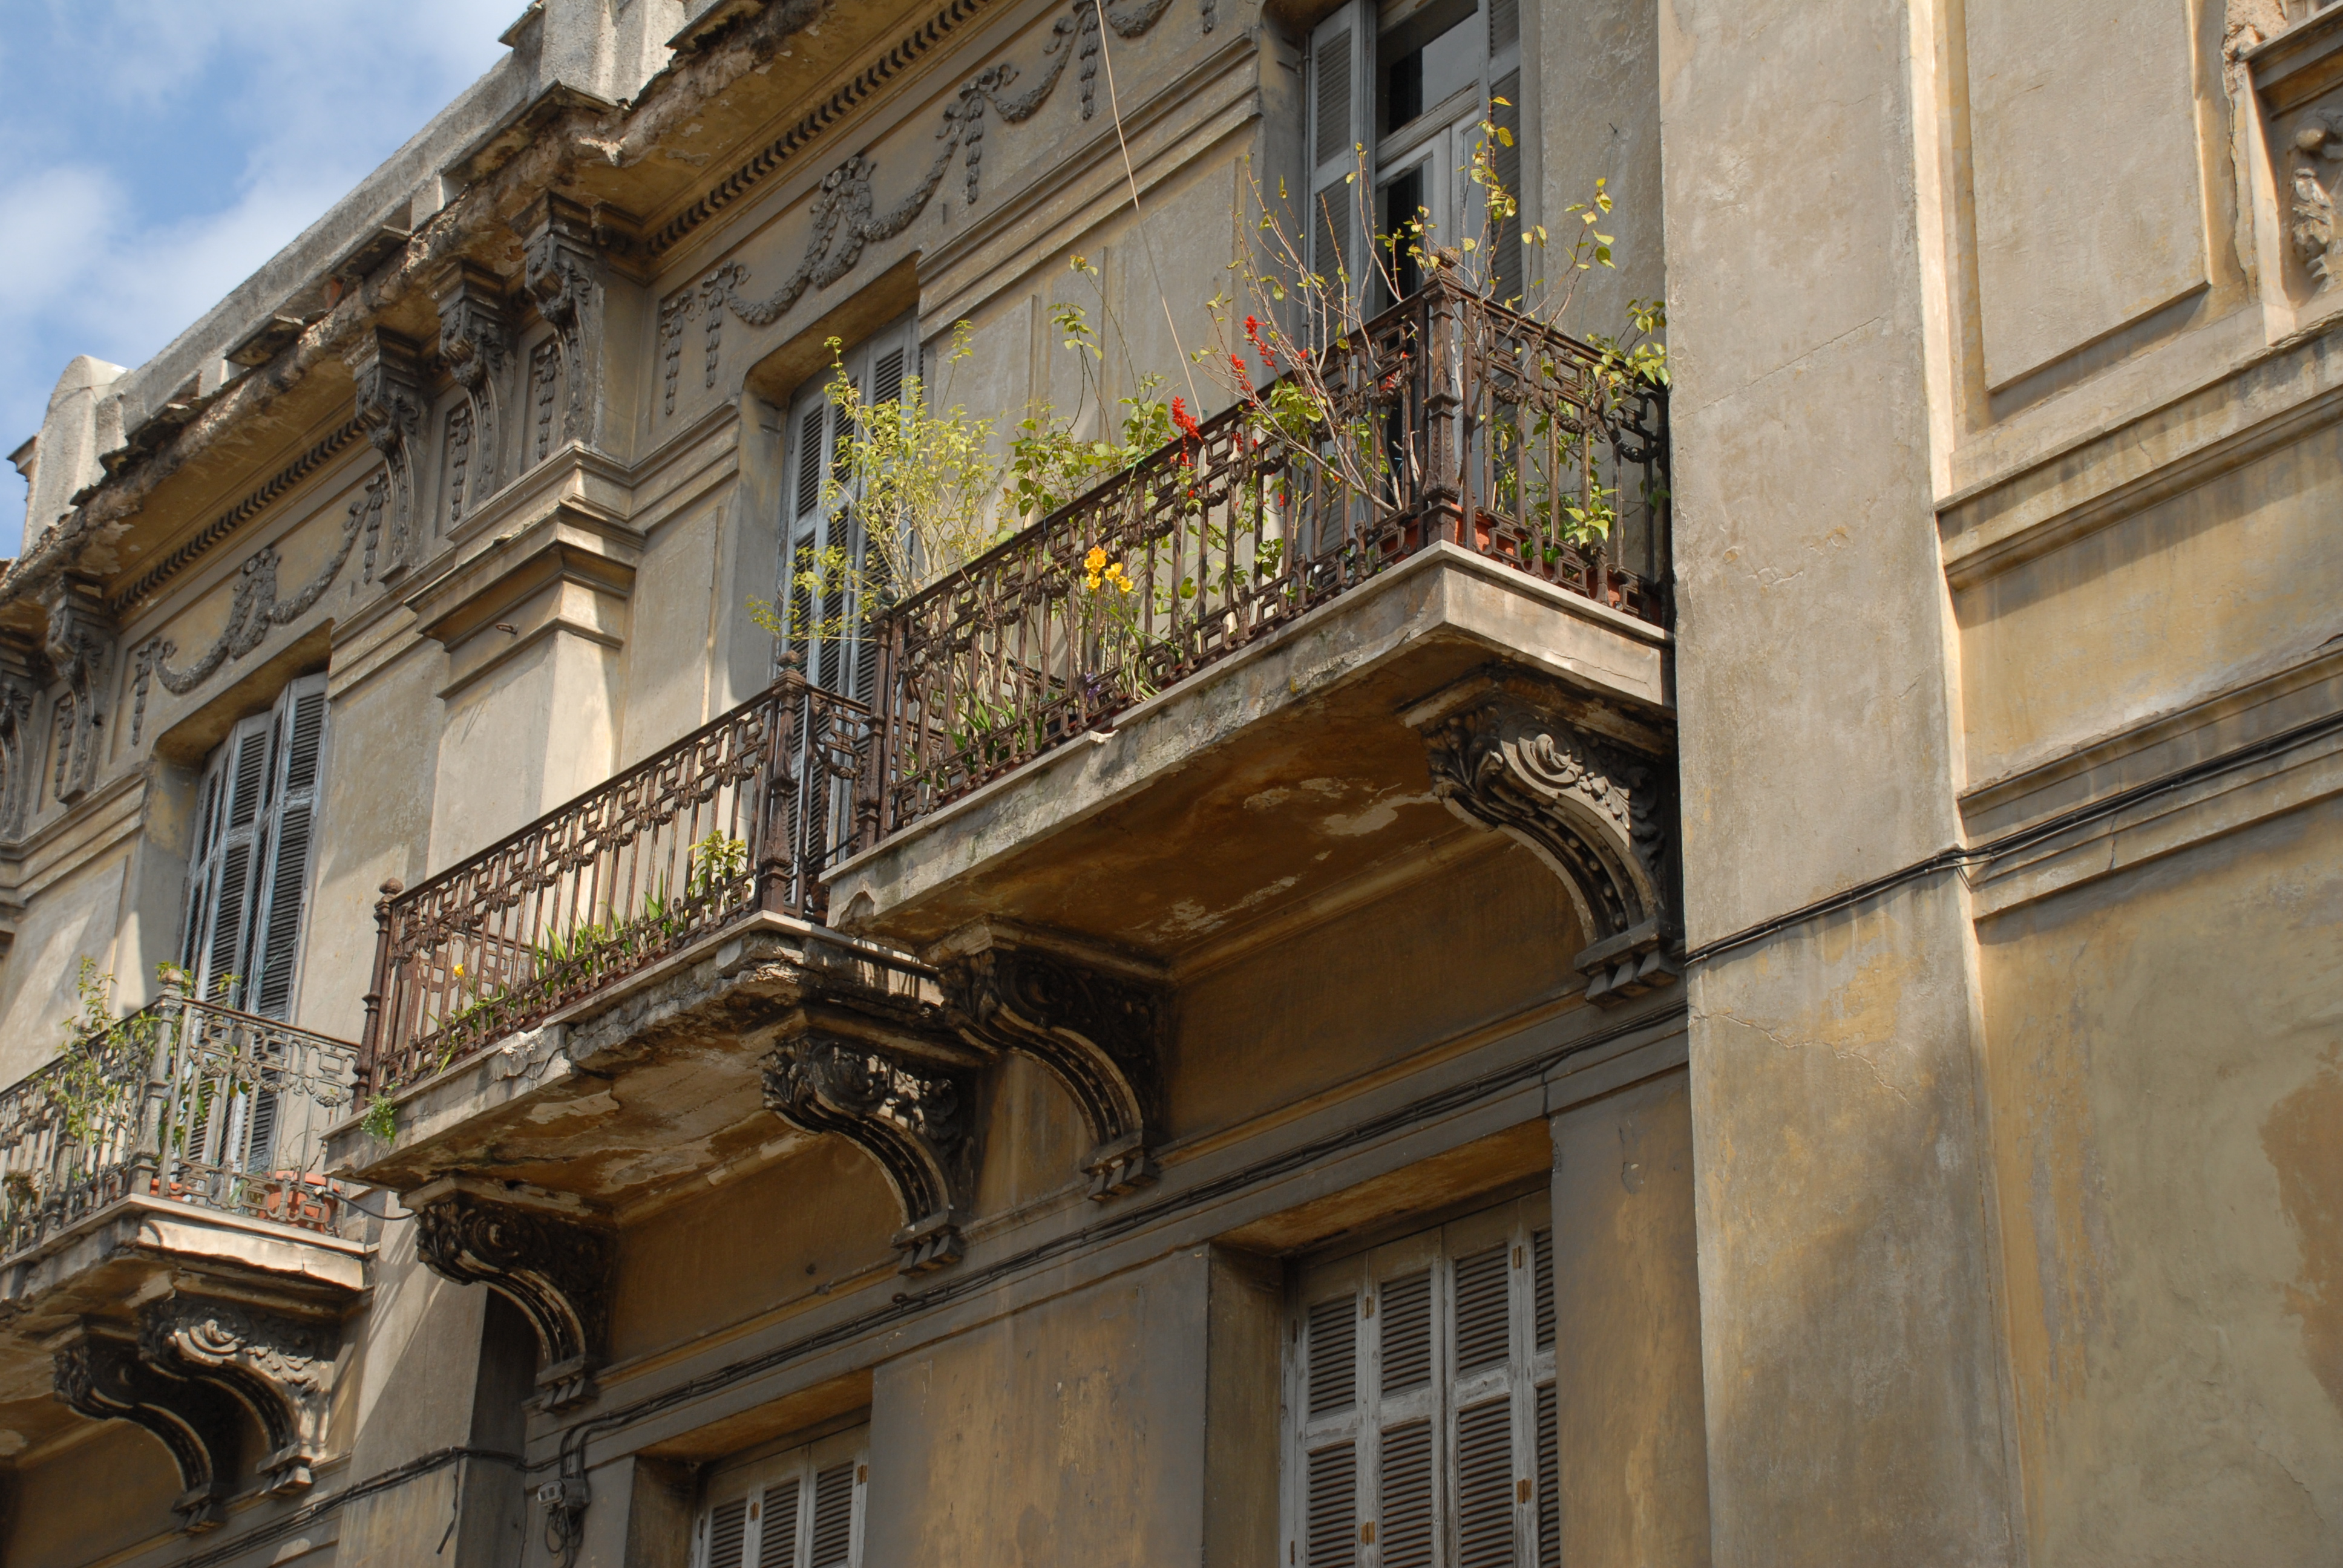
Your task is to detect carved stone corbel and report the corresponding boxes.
[345,327,426,575]
[54,1327,240,1531]
[935,927,1166,1200]
[38,575,111,805]
[0,635,38,837]
[138,1295,338,1495]
[1411,676,1680,1005]
[516,194,632,463]
[433,261,513,508]
[411,1183,614,1412]
[762,1006,986,1274]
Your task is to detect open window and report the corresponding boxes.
[179,673,329,1021]
[693,1423,868,1568]
[776,313,919,704]
[1309,0,1526,313]
[1285,1191,1558,1568]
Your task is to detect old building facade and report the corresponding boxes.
[0,0,2336,1564]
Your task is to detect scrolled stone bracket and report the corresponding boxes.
[1409,674,1681,1007]
[761,1005,986,1275]
[53,1325,240,1532]
[934,926,1168,1201]
[410,1181,615,1413]
[137,1293,339,1495]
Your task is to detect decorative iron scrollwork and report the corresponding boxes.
[939,932,1165,1199]
[412,1186,615,1412]
[762,1015,982,1273]
[1415,679,1680,1005]
[54,1327,240,1532]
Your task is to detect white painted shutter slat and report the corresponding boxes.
[1306,1442,1358,1568]
[1379,1271,1434,1394]
[1452,1245,1510,1374]
[1379,1419,1437,1568]
[1308,1294,1359,1415]
[1534,1383,1559,1568]
[807,1461,854,1568]
[757,1480,801,1568]
[1531,1226,1553,1350]
[1453,1399,1515,1568]
[707,1497,750,1568]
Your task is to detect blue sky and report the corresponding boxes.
[0,0,514,555]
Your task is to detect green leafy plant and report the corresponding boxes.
[359,1094,398,1143]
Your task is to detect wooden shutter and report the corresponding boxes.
[693,1425,865,1568]
[249,674,329,1021]
[707,1497,751,1568]
[1488,72,1524,304]
[1287,1196,1557,1568]
[756,1481,801,1568]
[1306,1,1374,327]
[182,712,274,1005]
[778,314,915,700]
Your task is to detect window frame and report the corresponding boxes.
[692,1422,870,1568]
[1282,1189,1558,1568]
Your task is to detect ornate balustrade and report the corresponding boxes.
[0,989,361,1258]
[859,268,1669,837]
[361,676,868,1094]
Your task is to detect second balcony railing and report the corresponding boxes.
[361,676,868,1094]
[0,989,361,1259]
[862,270,1669,835]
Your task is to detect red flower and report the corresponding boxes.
[1172,397,1202,440]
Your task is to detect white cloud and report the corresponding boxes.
[0,0,514,550]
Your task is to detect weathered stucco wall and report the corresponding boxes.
[1550,1067,1709,1568]
[864,1246,1276,1568]
[1174,841,1576,1144]
[1979,794,2343,1563]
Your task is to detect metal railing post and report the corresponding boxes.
[129,979,184,1199]
[359,879,402,1092]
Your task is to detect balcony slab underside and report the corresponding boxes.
[327,921,937,1207]
[831,543,1674,966]
[0,1197,367,1455]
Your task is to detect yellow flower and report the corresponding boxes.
[1084,546,1108,572]
[1104,563,1135,594]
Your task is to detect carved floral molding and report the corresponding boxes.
[658,0,1212,409]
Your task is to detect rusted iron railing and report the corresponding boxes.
[361,676,868,1094]
[859,268,1668,836]
[0,986,361,1258]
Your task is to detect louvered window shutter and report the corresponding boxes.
[248,674,329,1022]
[692,1428,865,1568]
[1306,2,1374,329]
[181,711,275,1007]
[1287,1198,1558,1568]
[777,315,916,700]
[1486,0,1525,307]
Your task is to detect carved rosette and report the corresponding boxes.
[38,576,111,806]
[939,937,1165,1200]
[54,1328,240,1531]
[412,1188,615,1411]
[433,261,513,501]
[138,1295,338,1495]
[762,1022,981,1273]
[1416,685,1680,1005]
[344,327,426,574]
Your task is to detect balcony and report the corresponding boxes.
[0,991,365,1528]
[835,270,1676,993]
[326,272,1677,1384]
